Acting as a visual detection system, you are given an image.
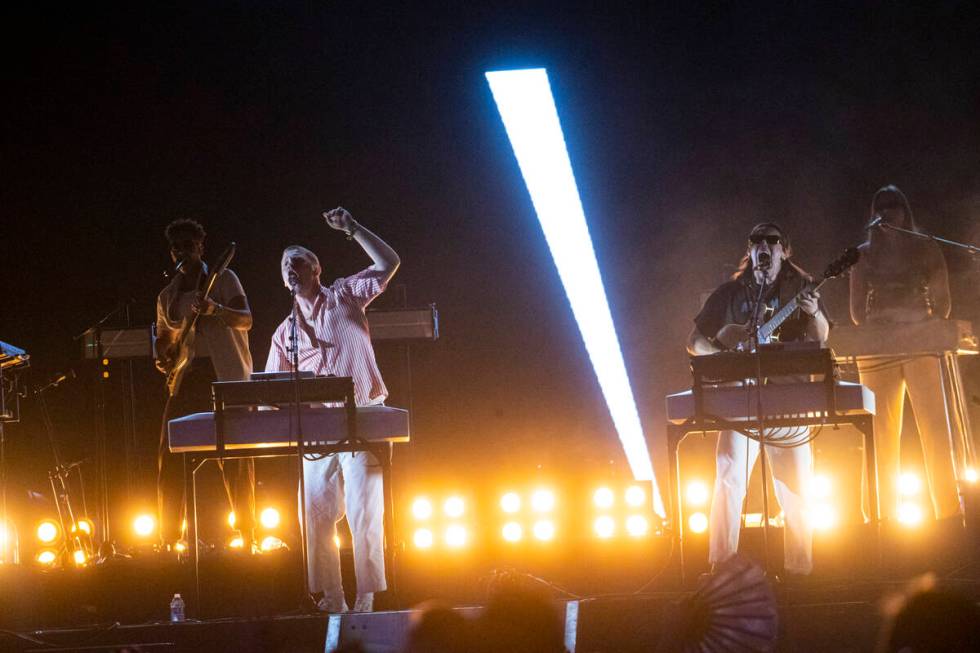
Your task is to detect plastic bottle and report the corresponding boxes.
[169,593,186,623]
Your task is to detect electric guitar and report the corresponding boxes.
[715,247,860,352]
[164,242,236,397]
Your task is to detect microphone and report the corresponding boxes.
[755,252,771,270]
[865,214,885,230]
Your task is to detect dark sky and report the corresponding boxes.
[3,2,980,499]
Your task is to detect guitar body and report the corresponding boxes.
[162,242,237,398]
[711,248,860,353]
[165,322,197,397]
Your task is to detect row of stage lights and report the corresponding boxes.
[681,467,980,535]
[408,485,655,550]
[1,506,291,568]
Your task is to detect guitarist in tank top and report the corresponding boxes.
[155,218,255,549]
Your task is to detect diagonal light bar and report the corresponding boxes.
[486,68,665,517]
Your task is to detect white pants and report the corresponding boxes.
[858,355,960,520]
[708,430,813,574]
[302,450,386,596]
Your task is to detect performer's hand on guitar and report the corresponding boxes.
[155,340,177,375]
[191,292,218,316]
[322,207,358,236]
[798,289,821,316]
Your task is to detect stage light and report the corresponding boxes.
[809,474,833,500]
[688,512,709,534]
[502,522,523,542]
[809,503,837,531]
[964,468,978,483]
[444,496,465,519]
[71,519,94,536]
[0,522,9,547]
[897,503,924,527]
[334,535,341,548]
[486,68,664,517]
[445,525,467,548]
[73,549,87,566]
[531,488,556,512]
[686,481,710,506]
[625,485,646,508]
[500,492,522,514]
[133,514,156,538]
[897,473,922,496]
[260,536,286,552]
[37,520,59,544]
[174,541,187,553]
[412,497,434,520]
[260,507,281,529]
[413,528,434,549]
[594,515,615,539]
[36,549,58,565]
[229,536,245,549]
[227,511,237,528]
[593,487,614,509]
[626,515,649,537]
[532,520,555,541]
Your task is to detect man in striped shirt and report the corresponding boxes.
[265,207,399,613]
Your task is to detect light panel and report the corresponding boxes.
[486,68,664,517]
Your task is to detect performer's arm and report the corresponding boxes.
[191,270,253,329]
[799,289,830,343]
[687,326,721,356]
[155,297,176,374]
[323,207,400,284]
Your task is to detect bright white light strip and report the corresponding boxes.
[486,68,664,517]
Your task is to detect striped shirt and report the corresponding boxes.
[264,267,389,406]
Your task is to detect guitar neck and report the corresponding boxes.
[758,278,826,340]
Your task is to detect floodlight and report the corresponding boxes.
[502,522,523,542]
[809,503,837,531]
[965,468,979,483]
[260,507,281,529]
[412,497,434,520]
[229,536,245,549]
[532,520,556,541]
[227,511,237,528]
[531,488,556,512]
[625,515,649,537]
[500,492,522,513]
[809,474,833,500]
[73,549,87,566]
[625,485,646,508]
[486,68,664,517]
[413,528,434,549]
[37,520,59,544]
[36,549,58,565]
[686,481,710,506]
[594,515,615,539]
[72,519,94,535]
[688,512,709,534]
[593,487,615,509]
[897,473,922,496]
[896,503,924,527]
[444,496,465,519]
[445,525,467,548]
[133,514,156,538]
[261,536,286,552]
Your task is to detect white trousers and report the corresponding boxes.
[708,430,813,574]
[858,355,960,520]
[302,450,387,596]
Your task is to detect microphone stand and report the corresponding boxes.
[289,283,315,610]
[747,263,774,576]
[876,222,980,257]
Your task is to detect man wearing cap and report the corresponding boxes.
[687,222,829,576]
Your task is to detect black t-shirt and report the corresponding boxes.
[694,265,827,345]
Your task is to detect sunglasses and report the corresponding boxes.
[749,234,783,245]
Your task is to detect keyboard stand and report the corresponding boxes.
[179,377,398,614]
[667,352,880,584]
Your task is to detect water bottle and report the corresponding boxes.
[169,593,186,623]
